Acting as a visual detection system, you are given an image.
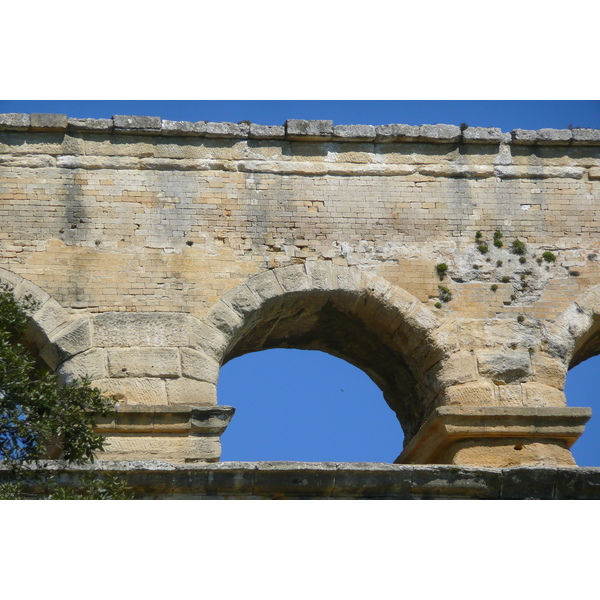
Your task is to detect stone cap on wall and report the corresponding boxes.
[1,113,599,146]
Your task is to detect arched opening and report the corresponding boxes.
[566,356,600,466]
[218,348,403,462]
[203,265,443,452]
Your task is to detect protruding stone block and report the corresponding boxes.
[249,124,285,139]
[204,122,249,138]
[0,113,30,130]
[160,120,206,136]
[419,124,461,143]
[285,119,333,140]
[462,127,503,143]
[374,123,420,142]
[30,113,67,131]
[113,115,162,133]
[332,124,376,142]
[67,118,113,132]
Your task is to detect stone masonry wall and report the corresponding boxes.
[1,113,599,466]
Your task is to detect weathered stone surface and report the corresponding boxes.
[537,128,572,145]
[419,124,461,142]
[67,117,113,132]
[113,115,161,132]
[57,348,108,385]
[107,348,181,378]
[285,119,333,139]
[462,127,503,143]
[332,124,376,141]
[0,113,30,130]
[571,128,600,145]
[180,348,220,383]
[204,122,249,138]
[160,120,206,136]
[165,378,216,405]
[30,113,67,131]
[249,123,285,139]
[40,318,92,368]
[476,350,531,384]
[92,376,167,404]
[374,123,420,141]
[511,129,538,144]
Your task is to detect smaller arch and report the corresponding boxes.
[199,263,444,441]
[554,283,600,369]
[0,267,90,371]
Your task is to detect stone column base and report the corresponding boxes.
[92,405,235,463]
[396,406,592,468]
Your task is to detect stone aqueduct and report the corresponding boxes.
[1,113,600,484]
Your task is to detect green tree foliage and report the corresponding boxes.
[0,284,130,499]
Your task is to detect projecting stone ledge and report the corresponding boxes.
[2,461,600,499]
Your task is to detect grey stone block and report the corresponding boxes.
[511,129,538,144]
[285,119,333,140]
[554,467,600,499]
[462,126,503,143]
[203,122,249,138]
[332,464,413,498]
[537,128,572,145]
[249,123,286,139]
[374,123,420,142]
[411,466,502,499]
[419,124,461,143]
[113,115,162,132]
[332,124,376,142]
[0,113,30,130]
[252,462,337,497]
[161,120,207,136]
[501,466,557,499]
[30,113,68,131]
[477,350,531,383]
[571,128,600,145]
[67,118,113,132]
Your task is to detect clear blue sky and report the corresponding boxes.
[1,100,599,465]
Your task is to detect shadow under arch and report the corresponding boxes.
[202,263,443,442]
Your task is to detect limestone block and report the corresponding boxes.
[589,167,600,179]
[476,350,531,384]
[92,377,167,404]
[462,127,503,143]
[249,124,285,139]
[571,128,600,145]
[274,264,311,293]
[285,119,333,140]
[30,113,67,131]
[374,124,420,142]
[522,382,567,407]
[180,348,220,384]
[188,321,230,362]
[305,260,336,292]
[166,378,216,406]
[28,298,72,344]
[494,384,523,406]
[418,164,494,178]
[494,165,585,179]
[99,434,221,463]
[204,122,249,138]
[0,113,30,130]
[419,124,461,143]
[530,354,568,389]
[0,155,55,168]
[113,115,161,132]
[67,118,113,132]
[537,128,572,145]
[221,284,262,316]
[332,124,376,142]
[41,318,93,369]
[511,129,538,144]
[205,301,244,337]
[57,349,108,385]
[92,312,190,348]
[441,381,495,406]
[160,120,206,136]
[107,348,181,378]
[56,155,139,169]
[434,351,478,386]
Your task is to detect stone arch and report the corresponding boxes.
[554,283,600,369]
[198,263,445,440]
[0,267,92,373]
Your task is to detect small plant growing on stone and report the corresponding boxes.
[460,122,469,131]
[520,274,526,281]
[473,264,480,270]
[436,263,448,279]
[517,315,525,323]
[497,260,503,267]
[509,343,518,350]
[542,251,556,262]
[478,243,489,254]
[491,284,498,291]
[569,270,581,277]
[438,285,452,303]
[493,230,503,248]
[186,240,194,246]
[528,348,535,355]
[511,239,526,255]
[537,257,543,265]
[501,276,510,283]
[434,302,442,309]
[519,256,526,264]
[475,231,483,241]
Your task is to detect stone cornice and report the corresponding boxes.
[1,113,599,146]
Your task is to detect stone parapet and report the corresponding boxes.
[3,461,600,499]
[1,113,599,146]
